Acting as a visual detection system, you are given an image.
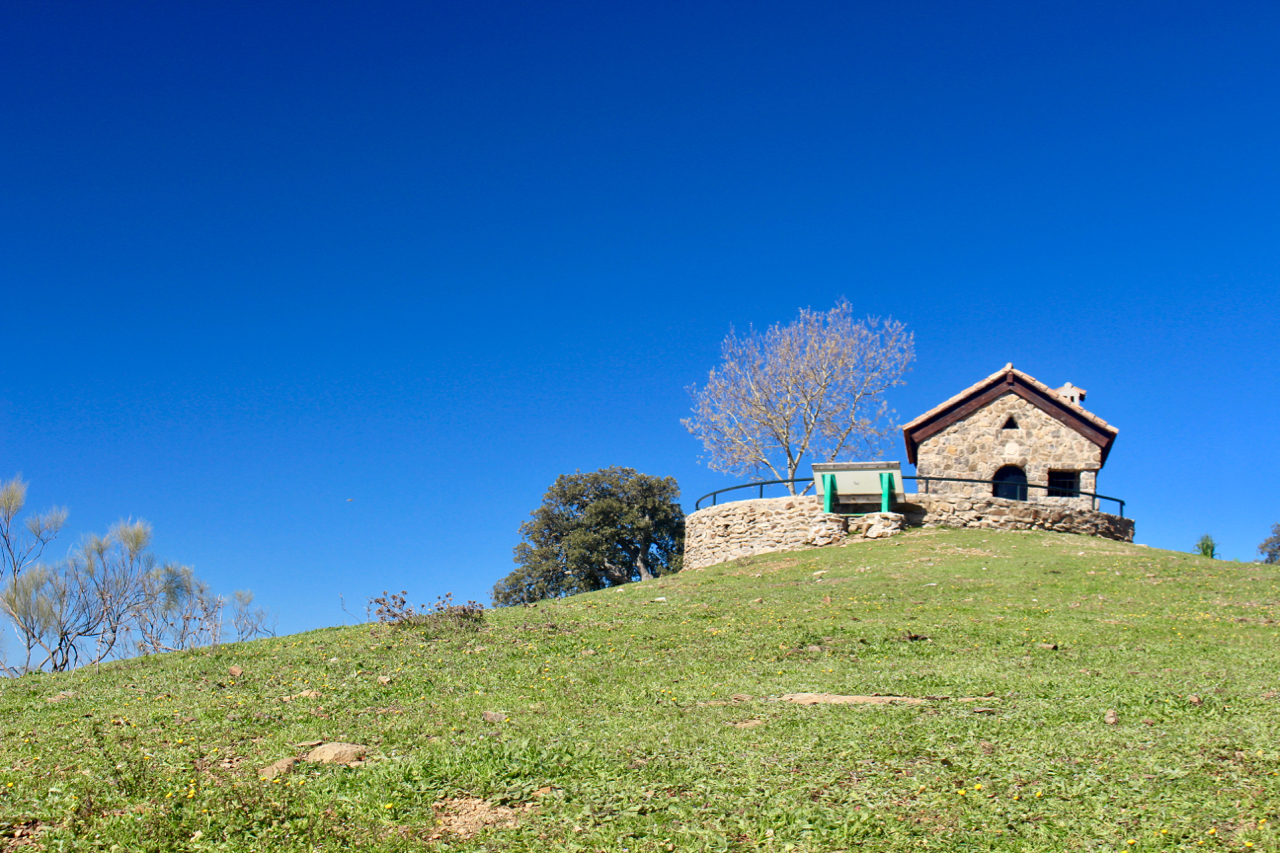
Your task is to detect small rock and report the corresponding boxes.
[258,757,298,780]
[295,740,323,748]
[377,675,391,685]
[282,689,322,702]
[979,740,995,754]
[821,595,831,604]
[806,645,822,654]
[306,742,367,765]
[1188,694,1203,707]
[46,691,76,703]
[481,711,507,724]
[812,570,827,577]
[581,649,596,656]
[652,597,666,603]
[1104,709,1120,725]
[229,666,244,678]
[751,598,763,604]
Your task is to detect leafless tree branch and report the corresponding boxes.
[683,301,914,493]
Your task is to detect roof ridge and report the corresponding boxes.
[901,365,1116,434]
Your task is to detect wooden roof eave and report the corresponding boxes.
[903,372,1118,466]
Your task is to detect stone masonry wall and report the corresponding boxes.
[682,496,846,571]
[684,491,1133,571]
[900,494,1134,542]
[916,392,1102,508]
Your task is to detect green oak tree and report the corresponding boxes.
[1259,524,1280,564]
[493,467,684,606]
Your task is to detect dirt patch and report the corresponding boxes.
[306,742,367,765]
[728,719,764,728]
[778,693,927,706]
[428,797,535,840]
[1,820,43,851]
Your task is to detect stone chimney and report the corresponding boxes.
[1054,382,1086,405]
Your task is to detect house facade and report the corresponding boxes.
[901,364,1118,508]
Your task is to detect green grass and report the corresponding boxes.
[2,528,1278,852]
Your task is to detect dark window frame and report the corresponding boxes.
[1047,470,1080,498]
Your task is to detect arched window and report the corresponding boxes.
[992,465,1028,501]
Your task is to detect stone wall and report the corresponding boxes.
[682,496,846,571]
[684,491,1133,571]
[916,392,1101,508]
[901,494,1134,542]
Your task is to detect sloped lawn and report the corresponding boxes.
[1,528,1277,851]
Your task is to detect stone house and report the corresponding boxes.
[901,364,1118,508]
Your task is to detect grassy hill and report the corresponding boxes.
[2,528,1278,852]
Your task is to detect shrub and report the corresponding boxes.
[370,591,484,633]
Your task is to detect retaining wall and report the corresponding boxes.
[684,493,1134,571]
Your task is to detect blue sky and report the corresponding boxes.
[2,1,1277,638]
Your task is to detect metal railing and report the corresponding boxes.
[694,474,1125,517]
[694,477,817,510]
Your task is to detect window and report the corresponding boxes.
[1002,416,1018,430]
[1048,471,1080,498]
[992,465,1028,501]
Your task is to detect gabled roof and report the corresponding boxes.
[901,364,1119,466]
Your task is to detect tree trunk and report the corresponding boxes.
[636,545,653,581]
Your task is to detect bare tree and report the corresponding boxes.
[81,522,154,662]
[1,505,271,673]
[683,302,914,493]
[0,475,67,586]
[0,522,152,672]
[0,565,56,673]
[135,563,228,654]
[230,590,274,642]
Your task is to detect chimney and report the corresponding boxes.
[1055,382,1086,405]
